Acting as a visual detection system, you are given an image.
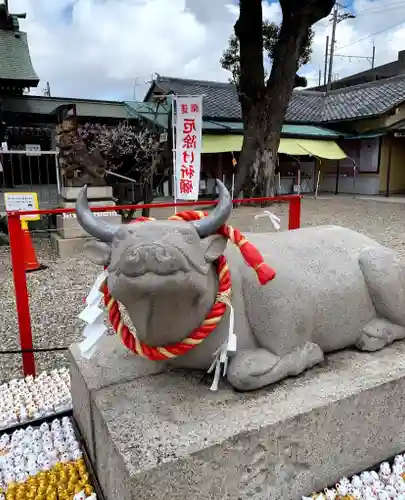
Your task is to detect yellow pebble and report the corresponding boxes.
[48,477,57,487]
[59,471,68,482]
[37,485,46,496]
[80,473,89,483]
[84,484,94,495]
[66,485,75,495]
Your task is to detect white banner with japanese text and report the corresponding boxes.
[174,96,203,201]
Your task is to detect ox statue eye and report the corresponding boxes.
[126,249,140,262]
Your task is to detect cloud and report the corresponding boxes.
[13,0,236,100]
[12,0,405,100]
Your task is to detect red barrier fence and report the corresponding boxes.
[6,195,302,377]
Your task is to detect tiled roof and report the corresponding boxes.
[146,76,241,120]
[2,96,136,119]
[148,74,405,124]
[123,102,341,137]
[286,91,325,122]
[322,76,405,121]
[0,30,38,85]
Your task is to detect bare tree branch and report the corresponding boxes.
[78,121,163,220]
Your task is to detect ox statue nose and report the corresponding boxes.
[120,244,183,277]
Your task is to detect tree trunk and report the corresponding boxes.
[235,19,307,198]
[234,0,335,198]
[235,103,279,199]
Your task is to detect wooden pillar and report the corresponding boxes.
[386,137,392,198]
[334,160,340,195]
[218,153,223,182]
[312,158,317,194]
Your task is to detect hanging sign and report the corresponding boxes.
[174,96,203,201]
[5,192,40,221]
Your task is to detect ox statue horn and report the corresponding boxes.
[76,184,119,242]
[192,179,233,238]
[76,179,233,242]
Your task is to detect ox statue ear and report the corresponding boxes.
[202,234,228,263]
[83,240,111,266]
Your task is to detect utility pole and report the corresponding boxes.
[327,4,338,91]
[318,69,322,86]
[371,45,376,69]
[133,77,139,101]
[43,81,51,97]
[327,3,356,92]
[324,35,329,86]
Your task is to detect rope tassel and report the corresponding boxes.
[218,224,276,285]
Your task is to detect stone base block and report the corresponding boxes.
[51,233,94,259]
[61,185,113,201]
[69,336,163,462]
[56,200,121,239]
[69,339,405,500]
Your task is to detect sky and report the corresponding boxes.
[8,0,405,101]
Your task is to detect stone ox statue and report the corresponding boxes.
[76,180,405,391]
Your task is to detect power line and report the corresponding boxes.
[356,5,405,17]
[334,50,376,68]
[355,0,405,13]
[356,6,405,16]
[336,18,405,51]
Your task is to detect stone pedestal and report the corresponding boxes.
[69,338,405,500]
[52,186,121,258]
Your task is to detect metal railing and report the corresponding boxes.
[6,195,302,376]
[0,150,60,212]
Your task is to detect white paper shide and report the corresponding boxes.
[78,269,108,359]
[174,96,203,201]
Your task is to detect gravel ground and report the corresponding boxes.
[1,196,405,381]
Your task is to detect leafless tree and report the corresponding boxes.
[78,122,162,219]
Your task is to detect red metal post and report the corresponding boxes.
[288,196,302,230]
[8,213,36,376]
